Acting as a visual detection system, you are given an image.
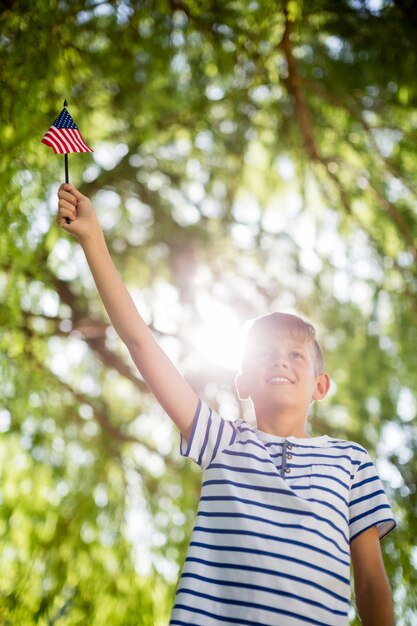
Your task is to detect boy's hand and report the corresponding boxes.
[57,183,99,241]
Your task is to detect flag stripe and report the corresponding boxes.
[41,131,68,154]
[42,126,93,154]
[60,128,81,152]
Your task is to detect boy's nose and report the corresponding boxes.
[272,353,289,368]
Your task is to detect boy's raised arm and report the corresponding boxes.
[57,184,198,440]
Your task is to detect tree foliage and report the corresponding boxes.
[1,0,416,623]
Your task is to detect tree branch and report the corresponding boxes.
[280,13,320,161]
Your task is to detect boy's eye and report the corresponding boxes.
[260,351,272,359]
[290,351,304,359]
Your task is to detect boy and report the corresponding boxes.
[57,184,395,626]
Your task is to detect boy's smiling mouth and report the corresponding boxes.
[266,376,294,384]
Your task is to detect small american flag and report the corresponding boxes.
[41,106,93,155]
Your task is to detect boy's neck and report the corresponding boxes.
[255,409,311,438]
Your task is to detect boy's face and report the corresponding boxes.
[236,334,329,419]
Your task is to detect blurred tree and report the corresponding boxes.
[0,0,416,624]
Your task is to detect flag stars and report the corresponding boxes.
[53,109,78,130]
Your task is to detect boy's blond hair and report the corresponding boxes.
[242,312,324,375]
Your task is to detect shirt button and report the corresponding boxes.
[287,454,293,460]
[284,467,291,474]
[287,443,293,450]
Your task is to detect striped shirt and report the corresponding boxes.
[170,400,395,626]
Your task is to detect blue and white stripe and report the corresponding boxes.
[170,400,395,625]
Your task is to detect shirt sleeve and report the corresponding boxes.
[180,399,238,470]
[349,450,396,542]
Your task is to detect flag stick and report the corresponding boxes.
[64,153,70,224]
[64,99,71,224]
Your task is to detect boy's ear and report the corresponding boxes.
[235,373,250,400]
[312,372,331,401]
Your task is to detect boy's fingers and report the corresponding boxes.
[56,184,92,229]
[58,211,76,225]
[58,197,75,212]
[58,197,77,221]
[60,207,76,220]
[58,189,77,206]
[57,184,86,207]
[56,214,73,227]
[64,184,85,202]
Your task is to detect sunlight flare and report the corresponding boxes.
[191,297,244,371]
